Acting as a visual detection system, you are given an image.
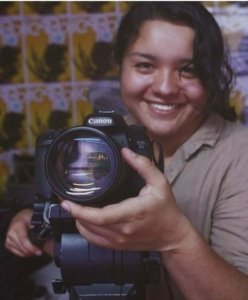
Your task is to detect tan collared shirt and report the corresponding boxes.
[126,113,248,299]
[168,113,248,273]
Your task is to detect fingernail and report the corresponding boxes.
[61,201,71,212]
[122,147,137,157]
[35,250,42,256]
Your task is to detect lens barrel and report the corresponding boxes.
[45,126,123,205]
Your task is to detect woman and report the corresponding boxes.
[6,3,248,299]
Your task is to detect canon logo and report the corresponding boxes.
[88,117,113,125]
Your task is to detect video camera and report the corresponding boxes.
[30,111,162,300]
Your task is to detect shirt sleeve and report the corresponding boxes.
[210,146,248,275]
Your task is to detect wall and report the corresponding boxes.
[0,1,248,197]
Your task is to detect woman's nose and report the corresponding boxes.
[152,70,179,96]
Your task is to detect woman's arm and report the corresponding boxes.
[162,220,248,300]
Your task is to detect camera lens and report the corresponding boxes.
[45,127,122,204]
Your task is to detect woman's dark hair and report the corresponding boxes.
[114,2,236,120]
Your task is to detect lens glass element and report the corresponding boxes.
[46,128,120,203]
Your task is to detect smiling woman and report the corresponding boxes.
[5,3,248,300]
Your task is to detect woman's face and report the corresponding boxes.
[120,20,208,145]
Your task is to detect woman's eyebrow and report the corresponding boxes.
[180,59,194,66]
[127,52,156,60]
[127,52,194,63]
[126,52,195,68]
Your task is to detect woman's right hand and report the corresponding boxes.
[5,208,43,257]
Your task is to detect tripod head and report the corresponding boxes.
[30,201,160,299]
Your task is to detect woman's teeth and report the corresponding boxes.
[151,103,177,111]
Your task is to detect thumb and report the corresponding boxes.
[121,147,165,188]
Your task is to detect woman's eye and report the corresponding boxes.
[179,65,196,78]
[135,62,153,72]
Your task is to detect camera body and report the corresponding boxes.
[36,111,153,208]
[33,111,154,235]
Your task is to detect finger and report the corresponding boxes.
[6,245,26,257]
[20,238,43,256]
[74,220,121,250]
[75,218,123,241]
[61,195,143,226]
[121,147,165,189]
[6,230,42,256]
[74,219,149,251]
[76,221,113,247]
[5,236,28,257]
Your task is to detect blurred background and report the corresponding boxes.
[0,0,248,201]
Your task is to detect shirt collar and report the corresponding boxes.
[125,112,225,161]
[182,113,225,160]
